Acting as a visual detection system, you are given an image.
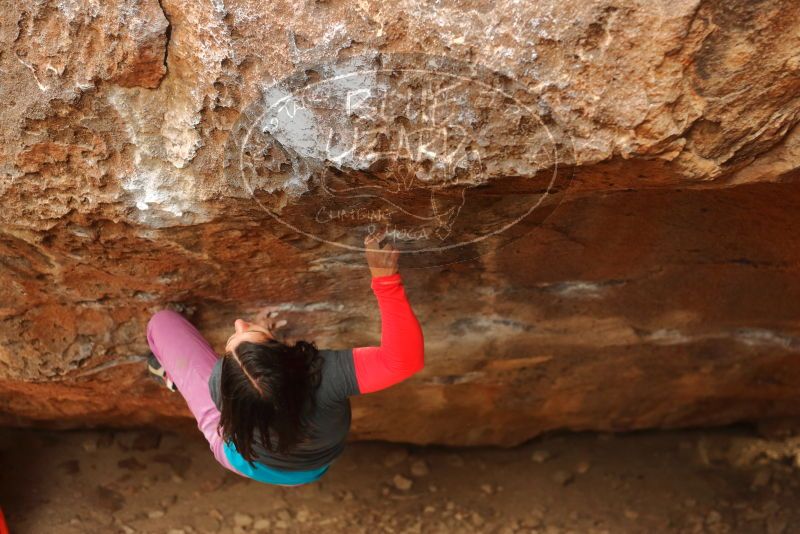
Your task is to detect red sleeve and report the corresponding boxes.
[352,273,425,394]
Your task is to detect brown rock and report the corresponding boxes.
[383,448,410,467]
[575,461,591,474]
[57,459,81,475]
[410,459,430,477]
[118,457,147,471]
[132,430,162,451]
[531,450,552,463]
[95,485,126,512]
[552,471,574,486]
[233,513,253,528]
[1,0,800,447]
[153,453,192,477]
[392,474,413,491]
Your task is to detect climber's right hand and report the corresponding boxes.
[364,229,399,278]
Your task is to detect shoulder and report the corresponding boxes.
[319,347,353,359]
[316,347,360,402]
[208,357,224,409]
[318,347,355,375]
[210,356,223,383]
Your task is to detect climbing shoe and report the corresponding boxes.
[147,352,178,392]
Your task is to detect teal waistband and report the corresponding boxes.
[223,441,329,486]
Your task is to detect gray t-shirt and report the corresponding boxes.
[208,348,361,471]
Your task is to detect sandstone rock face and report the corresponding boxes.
[1,0,800,445]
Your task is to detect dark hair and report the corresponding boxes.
[216,338,323,467]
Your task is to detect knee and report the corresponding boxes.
[147,309,183,338]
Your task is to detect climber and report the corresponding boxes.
[144,229,424,486]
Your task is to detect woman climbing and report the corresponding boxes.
[144,230,424,486]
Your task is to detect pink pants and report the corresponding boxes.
[146,309,241,476]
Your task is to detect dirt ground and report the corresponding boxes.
[2,423,800,534]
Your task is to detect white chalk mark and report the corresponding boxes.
[15,54,48,92]
[346,88,371,115]
[69,355,146,379]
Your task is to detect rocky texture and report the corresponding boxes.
[6,426,800,534]
[1,0,800,445]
